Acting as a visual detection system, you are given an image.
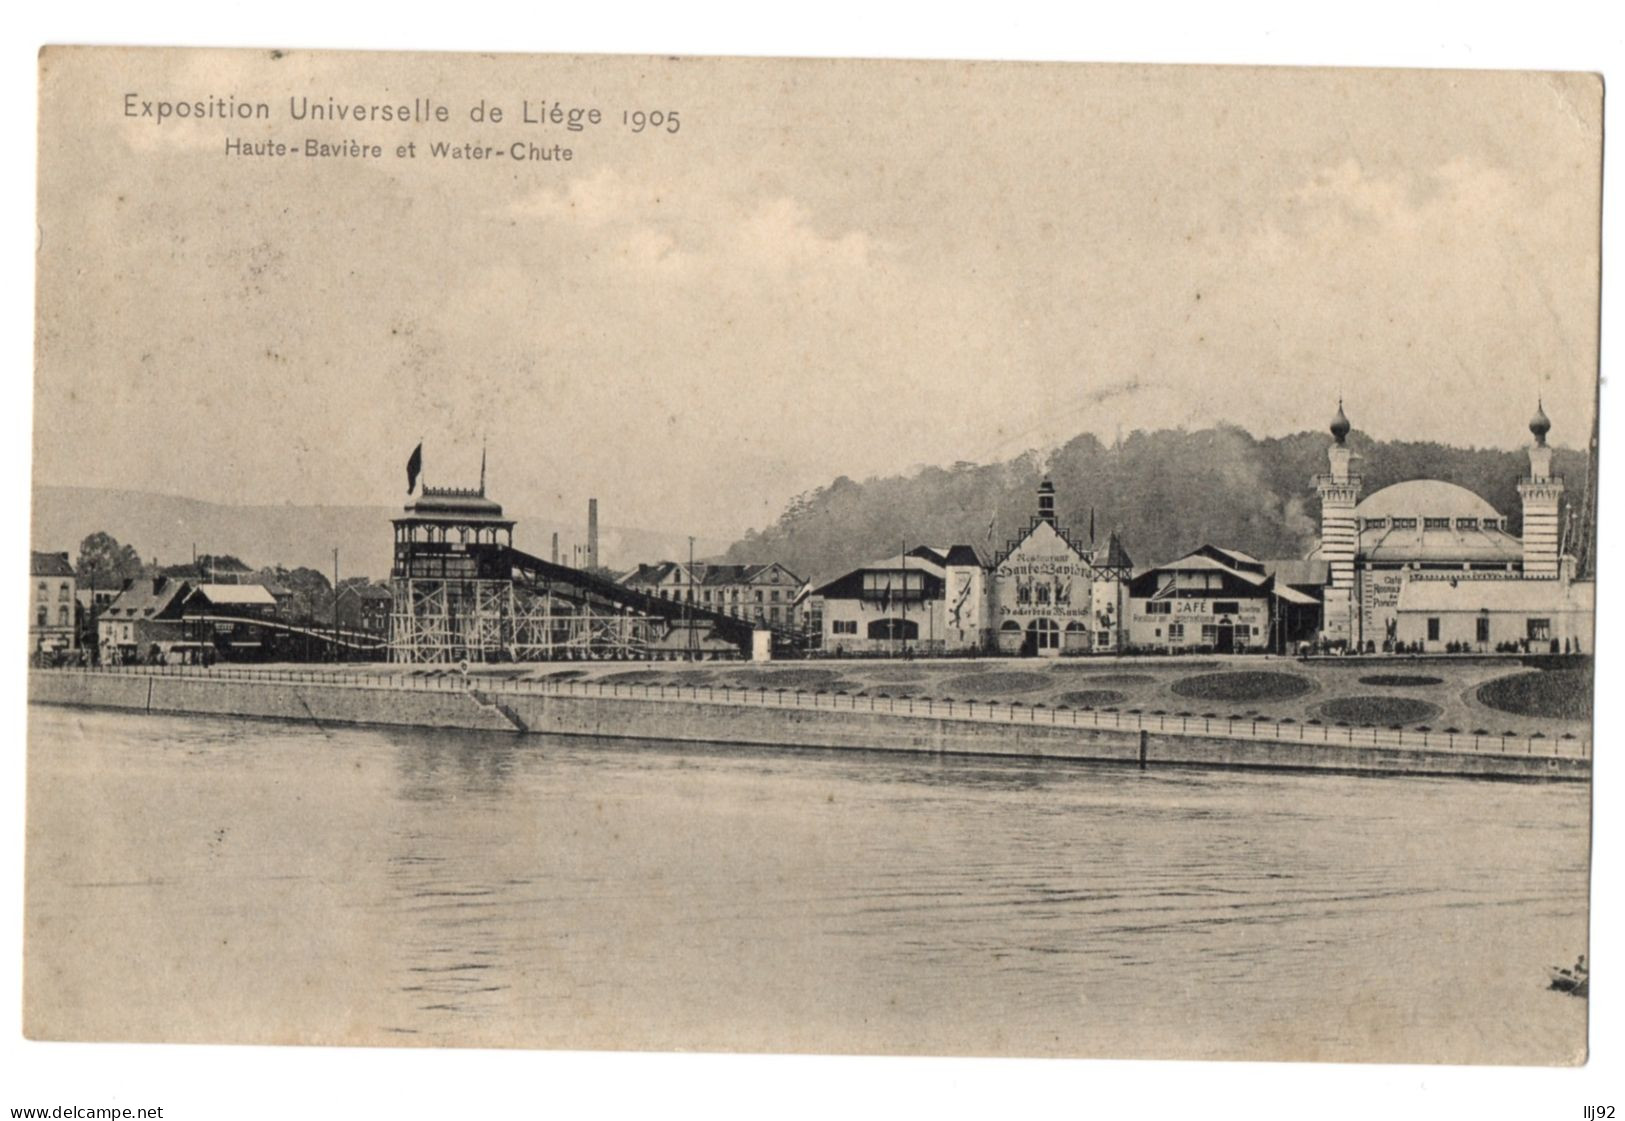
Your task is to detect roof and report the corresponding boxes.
[258,581,293,598]
[1396,577,1585,614]
[1356,479,1503,521]
[621,562,681,586]
[103,577,190,621]
[1153,553,1269,586]
[700,564,757,586]
[1101,532,1135,570]
[30,551,75,578]
[942,544,985,567]
[397,486,511,524]
[1134,544,1316,605]
[810,552,947,598]
[1207,544,1259,567]
[339,583,393,601]
[1354,523,1525,564]
[188,583,278,607]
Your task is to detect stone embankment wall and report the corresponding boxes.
[29,671,1588,781]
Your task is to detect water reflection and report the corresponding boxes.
[25,705,1589,1062]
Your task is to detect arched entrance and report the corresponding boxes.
[1025,617,1061,657]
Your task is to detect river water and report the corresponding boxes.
[24,704,1589,1063]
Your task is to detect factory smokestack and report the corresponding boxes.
[551,531,559,565]
[587,498,599,570]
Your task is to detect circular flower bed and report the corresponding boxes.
[1316,696,1441,725]
[942,671,1052,696]
[1170,671,1315,702]
[1476,668,1593,720]
[1358,674,1444,688]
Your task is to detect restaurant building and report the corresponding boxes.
[1126,545,1319,653]
[989,479,1132,655]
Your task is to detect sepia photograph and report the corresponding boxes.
[10,21,1618,1119]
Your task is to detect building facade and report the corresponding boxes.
[1310,401,1593,653]
[29,551,78,656]
[98,576,191,662]
[1127,545,1319,653]
[989,479,1132,656]
[803,550,956,655]
[337,582,394,636]
[621,561,805,632]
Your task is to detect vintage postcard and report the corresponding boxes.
[26,47,1599,1064]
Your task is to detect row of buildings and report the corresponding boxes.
[28,553,393,663]
[32,401,1595,663]
[655,400,1592,658]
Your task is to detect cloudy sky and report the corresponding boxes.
[34,50,1601,539]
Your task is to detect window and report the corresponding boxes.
[1026,618,1060,650]
[1168,623,1184,641]
[58,606,70,626]
[1424,517,1450,530]
[1234,624,1250,643]
[769,607,780,623]
[1201,624,1218,644]
[754,590,764,602]
[1213,601,1240,616]
[58,584,70,601]
[1456,518,1478,530]
[1145,601,1171,615]
[36,581,46,599]
[1427,617,1440,641]
[1392,518,1418,530]
[831,619,858,635]
[1035,583,1051,605]
[1363,517,1388,529]
[1527,618,1551,642]
[770,590,780,603]
[868,618,918,640]
[36,606,47,626]
[1476,616,1491,644]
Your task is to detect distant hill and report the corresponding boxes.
[721,426,1590,585]
[29,485,730,580]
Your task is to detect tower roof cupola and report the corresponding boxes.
[1529,399,1551,446]
[1330,399,1351,445]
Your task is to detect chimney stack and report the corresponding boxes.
[587,498,599,570]
[551,531,559,565]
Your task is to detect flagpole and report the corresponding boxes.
[899,539,905,657]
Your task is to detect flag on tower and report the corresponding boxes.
[406,442,423,494]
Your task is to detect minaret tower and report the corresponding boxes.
[1518,401,1565,579]
[1316,400,1362,644]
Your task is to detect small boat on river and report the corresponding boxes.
[1548,955,1588,997]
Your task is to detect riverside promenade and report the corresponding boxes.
[29,665,1590,781]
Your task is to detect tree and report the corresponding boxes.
[76,532,143,590]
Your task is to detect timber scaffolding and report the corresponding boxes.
[389,541,761,663]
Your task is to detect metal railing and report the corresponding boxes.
[32,664,1591,761]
